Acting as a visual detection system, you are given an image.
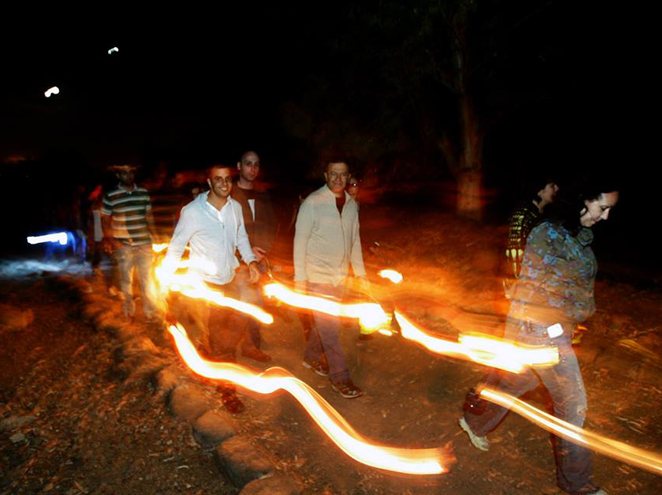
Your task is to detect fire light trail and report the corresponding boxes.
[480,387,662,475]
[167,322,450,475]
[263,282,391,331]
[152,243,169,253]
[393,312,559,373]
[156,261,274,325]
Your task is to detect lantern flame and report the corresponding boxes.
[378,269,403,284]
[167,323,450,475]
[480,387,662,475]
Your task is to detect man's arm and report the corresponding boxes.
[162,208,195,272]
[257,192,278,253]
[293,199,313,284]
[350,215,367,278]
[235,204,258,265]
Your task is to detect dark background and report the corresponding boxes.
[0,2,656,277]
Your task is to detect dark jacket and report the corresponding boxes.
[231,185,278,253]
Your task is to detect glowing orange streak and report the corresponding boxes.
[393,312,558,373]
[156,265,273,325]
[167,323,449,475]
[152,243,169,253]
[378,269,403,284]
[263,282,390,330]
[480,387,662,475]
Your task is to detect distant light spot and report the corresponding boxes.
[108,46,119,55]
[44,86,60,98]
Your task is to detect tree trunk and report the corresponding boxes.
[456,168,482,220]
[456,94,483,220]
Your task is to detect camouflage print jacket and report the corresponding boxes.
[509,221,597,326]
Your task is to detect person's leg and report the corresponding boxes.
[134,245,157,319]
[114,245,135,318]
[235,265,269,360]
[208,281,245,362]
[539,338,595,494]
[307,283,349,384]
[207,281,246,413]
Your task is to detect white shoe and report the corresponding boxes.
[459,417,490,451]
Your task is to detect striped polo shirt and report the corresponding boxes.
[101,184,153,245]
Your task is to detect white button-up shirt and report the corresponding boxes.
[164,192,256,285]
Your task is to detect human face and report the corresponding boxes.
[324,162,349,197]
[238,152,260,183]
[207,167,233,200]
[117,169,135,187]
[347,177,359,199]
[580,191,619,227]
[538,182,559,207]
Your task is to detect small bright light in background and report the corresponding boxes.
[107,46,119,55]
[27,232,68,246]
[44,86,60,98]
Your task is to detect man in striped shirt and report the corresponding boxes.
[101,164,159,321]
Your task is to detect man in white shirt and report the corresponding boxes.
[163,164,260,413]
[294,159,367,399]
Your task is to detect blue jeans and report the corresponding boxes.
[464,318,594,494]
[304,282,350,384]
[114,243,157,319]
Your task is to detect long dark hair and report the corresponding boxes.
[544,176,619,235]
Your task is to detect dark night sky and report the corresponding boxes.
[0,3,657,273]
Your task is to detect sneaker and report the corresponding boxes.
[331,380,363,399]
[242,347,272,363]
[302,359,329,377]
[458,417,490,451]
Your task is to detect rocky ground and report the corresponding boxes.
[1,208,661,494]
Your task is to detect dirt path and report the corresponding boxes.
[2,209,661,494]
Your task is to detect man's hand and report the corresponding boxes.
[102,238,119,254]
[294,280,307,294]
[248,262,261,284]
[356,276,372,295]
[252,246,267,262]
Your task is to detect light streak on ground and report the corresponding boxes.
[263,282,390,331]
[167,323,450,475]
[27,232,68,245]
[480,387,662,475]
[44,86,59,97]
[152,243,168,253]
[378,269,403,284]
[155,262,273,324]
[393,311,558,373]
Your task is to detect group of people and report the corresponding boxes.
[100,151,619,495]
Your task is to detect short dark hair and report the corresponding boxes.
[207,163,234,178]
